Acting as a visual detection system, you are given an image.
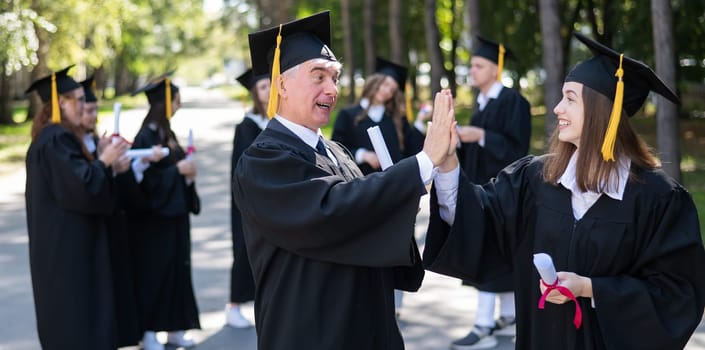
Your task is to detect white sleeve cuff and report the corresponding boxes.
[414,119,426,133]
[434,165,460,225]
[415,152,436,185]
[131,158,150,184]
[355,148,369,164]
[478,135,486,147]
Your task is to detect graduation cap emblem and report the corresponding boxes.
[321,45,335,60]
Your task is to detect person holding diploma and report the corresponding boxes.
[127,74,201,350]
[225,68,270,328]
[25,66,129,349]
[234,11,456,349]
[332,57,428,175]
[424,32,705,349]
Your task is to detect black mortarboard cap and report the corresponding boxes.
[566,32,680,161]
[131,71,180,105]
[566,32,680,117]
[79,75,97,103]
[249,11,337,117]
[375,57,408,88]
[236,68,269,90]
[25,65,81,103]
[473,36,515,64]
[132,71,180,120]
[248,11,336,77]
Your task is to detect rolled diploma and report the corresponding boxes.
[113,102,122,135]
[125,147,170,159]
[366,126,394,170]
[533,253,558,285]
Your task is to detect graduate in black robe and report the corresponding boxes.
[25,67,130,349]
[226,68,270,328]
[452,36,532,349]
[78,76,143,347]
[332,57,426,175]
[424,32,705,350]
[127,75,201,348]
[236,12,456,350]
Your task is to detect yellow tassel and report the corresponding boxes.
[405,81,413,122]
[496,44,505,82]
[601,54,625,162]
[50,73,60,123]
[165,78,172,120]
[266,24,283,118]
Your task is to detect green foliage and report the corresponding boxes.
[0,5,55,74]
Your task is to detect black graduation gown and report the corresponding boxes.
[229,115,261,303]
[127,125,201,332]
[233,118,425,350]
[25,124,118,349]
[424,155,705,350]
[86,135,142,347]
[109,169,143,346]
[332,104,425,175]
[458,86,531,292]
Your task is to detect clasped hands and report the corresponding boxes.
[422,89,459,172]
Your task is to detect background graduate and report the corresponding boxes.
[128,75,201,350]
[424,32,705,349]
[451,36,532,350]
[25,66,129,349]
[234,11,456,350]
[332,57,428,175]
[225,68,270,328]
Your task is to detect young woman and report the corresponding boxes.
[226,68,270,328]
[25,66,128,349]
[424,32,705,349]
[332,57,428,175]
[128,75,200,350]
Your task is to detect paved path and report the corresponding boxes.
[0,86,703,350]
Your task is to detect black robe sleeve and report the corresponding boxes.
[331,106,362,155]
[480,89,531,165]
[132,128,200,216]
[590,184,705,349]
[234,140,427,268]
[43,128,115,215]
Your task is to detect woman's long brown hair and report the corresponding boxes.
[31,99,95,161]
[250,81,267,117]
[354,73,407,151]
[543,85,658,192]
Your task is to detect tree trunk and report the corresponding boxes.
[342,0,356,104]
[27,5,50,121]
[539,0,564,146]
[363,0,376,75]
[424,0,444,95]
[464,0,481,52]
[389,0,404,64]
[651,0,681,182]
[0,65,14,124]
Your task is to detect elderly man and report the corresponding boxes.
[233,11,455,350]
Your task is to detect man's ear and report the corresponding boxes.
[278,76,287,97]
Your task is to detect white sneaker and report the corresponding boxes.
[166,330,196,348]
[142,331,164,350]
[226,305,253,328]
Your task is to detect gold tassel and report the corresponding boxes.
[266,24,283,118]
[405,81,413,122]
[165,78,172,120]
[496,44,505,82]
[50,73,60,123]
[601,54,625,162]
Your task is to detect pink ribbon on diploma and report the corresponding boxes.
[538,279,583,329]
